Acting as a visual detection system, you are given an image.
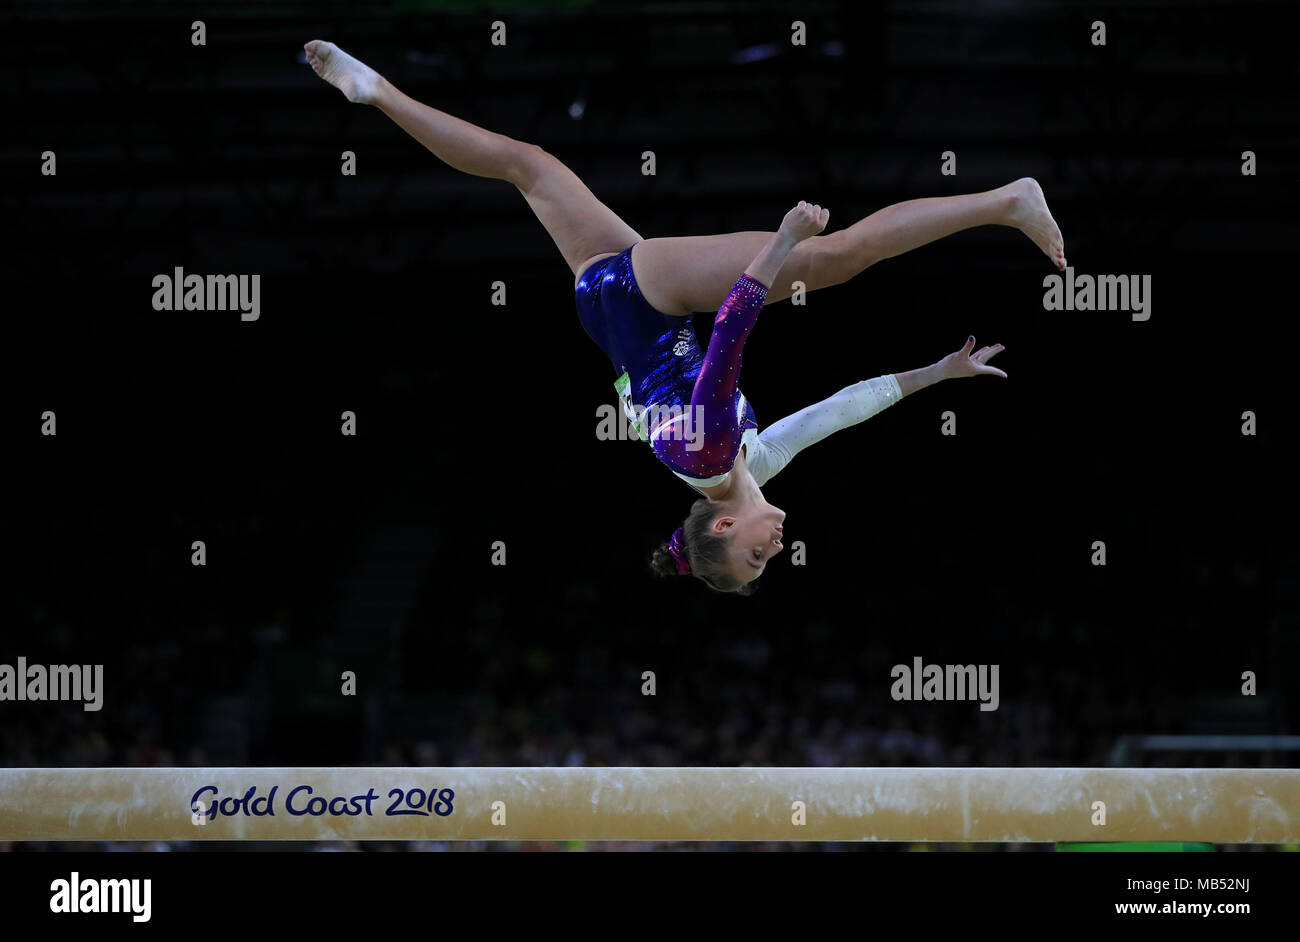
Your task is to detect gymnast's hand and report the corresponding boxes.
[777,200,829,244]
[937,336,1007,379]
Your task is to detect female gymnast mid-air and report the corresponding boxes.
[304,40,1066,594]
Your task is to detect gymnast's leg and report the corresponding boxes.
[303,40,642,278]
[628,180,1066,316]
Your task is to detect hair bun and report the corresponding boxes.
[649,544,680,578]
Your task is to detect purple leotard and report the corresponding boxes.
[647,273,768,480]
[575,246,768,483]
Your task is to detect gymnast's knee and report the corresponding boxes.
[508,140,554,191]
[804,232,870,289]
[836,231,884,283]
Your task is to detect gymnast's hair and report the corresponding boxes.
[650,499,757,595]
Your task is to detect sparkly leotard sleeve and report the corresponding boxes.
[649,273,769,481]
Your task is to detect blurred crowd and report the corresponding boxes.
[3,605,1291,853]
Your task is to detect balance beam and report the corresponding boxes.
[1,767,1296,842]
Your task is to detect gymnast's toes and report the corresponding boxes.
[303,39,381,105]
[1008,177,1066,270]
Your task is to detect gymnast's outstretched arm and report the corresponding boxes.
[746,336,1008,486]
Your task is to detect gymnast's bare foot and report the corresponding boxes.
[303,40,382,105]
[1005,177,1066,270]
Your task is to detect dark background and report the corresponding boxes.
[1,0,1297,850]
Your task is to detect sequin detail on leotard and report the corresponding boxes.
[649,273,768,480]
[573,248,764,484]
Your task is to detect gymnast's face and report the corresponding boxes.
[714,501,785,583]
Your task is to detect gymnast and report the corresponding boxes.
[304,40,1065,594]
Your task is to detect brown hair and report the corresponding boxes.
[650,499,757,595]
